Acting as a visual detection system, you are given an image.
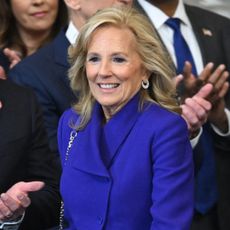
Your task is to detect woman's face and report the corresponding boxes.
[86,25,147,119]
[10,0,59,33]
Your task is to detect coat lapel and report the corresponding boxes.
[102,94,141,168]
[185,5,220,65]
[71,103,109,178]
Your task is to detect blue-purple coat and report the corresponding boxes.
[58,94,194,230]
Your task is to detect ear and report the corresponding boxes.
[141,68,151,82]
[64,0,81,10]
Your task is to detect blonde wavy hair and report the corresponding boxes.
[68,6,181,130]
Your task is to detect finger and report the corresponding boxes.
[185,98,209,123]
[192,96,212,111]
[199,62,214,82]
[10,59,20,69]
[0,193,20,212]
[7,181,45,197]
[181,104,200,130]
[3,48,21,63]
[218,82,229,99]
[195,83,213,99]
[214,70,229,92]
[208,64,226,84]
[183,61,192,79]
[174,74,183,87]
[16,194,31,208]
[0,198,13,220]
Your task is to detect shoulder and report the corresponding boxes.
[185,4,230,25]
[144,103,186,128]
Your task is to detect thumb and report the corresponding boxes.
[18,181,45,193]
[195,83,213,99]
[7,181,45,197]
[174,74,183,87]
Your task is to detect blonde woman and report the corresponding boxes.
[58,7,194,230]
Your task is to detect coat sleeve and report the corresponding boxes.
[150,115,194,230]
[19,90,61,230]
[9,63,61,154]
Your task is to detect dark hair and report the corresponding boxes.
[0,0,68,57]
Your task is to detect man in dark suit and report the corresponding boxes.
[8,0,133,154]
[134,0,230,229]
[0,79,61,229]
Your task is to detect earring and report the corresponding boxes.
[142,79,149,89]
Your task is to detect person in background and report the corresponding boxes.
[58,7,194,229]
[0,79,61,230]
[8,0,133,154]
[0,0,68,73]
[134,0,230,229]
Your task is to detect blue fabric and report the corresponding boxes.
[165,17,197,75]
[58,94,194,230]
[165,17,217,214]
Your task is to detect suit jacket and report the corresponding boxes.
[8,28,76,153]
[58,94,194,230]
[0,79,61,229]
[134,1,230,229]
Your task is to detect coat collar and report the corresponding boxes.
[53,28,70,67]
[71,94,142,177]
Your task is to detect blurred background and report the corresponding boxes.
[185,0,230,18]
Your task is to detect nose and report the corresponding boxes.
[32,0,45,5]
[98,60,112,78]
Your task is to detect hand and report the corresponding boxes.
[0,66,6,80]
[181,83,213,137]
[199,63,229,132]
[199,62,229,106]
[3,48,21,69]
[0,181,44,221]
[178,61,204,102]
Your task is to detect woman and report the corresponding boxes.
[58,7,194,230]
[0,0,68,71]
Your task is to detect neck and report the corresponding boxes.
[147,0,179,17]
[17,26,51,56]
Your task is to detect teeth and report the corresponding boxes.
[99,83,119,89]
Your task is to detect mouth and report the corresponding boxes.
[31,11,47,18]
[98,83,120,89]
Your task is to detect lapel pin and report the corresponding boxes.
[202,28,213,37]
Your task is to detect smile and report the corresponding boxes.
[98,83,119,89]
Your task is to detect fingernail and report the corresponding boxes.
[0,193,7,201]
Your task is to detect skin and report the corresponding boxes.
[86,25,148,121]
[11,0,59,55]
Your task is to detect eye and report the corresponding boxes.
[112,56,126,63]
[87,55,100,63]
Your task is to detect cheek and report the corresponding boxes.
[11,3,25,20]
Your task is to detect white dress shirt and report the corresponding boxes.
[65,21,79,45]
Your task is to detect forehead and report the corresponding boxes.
[88,25,137,49]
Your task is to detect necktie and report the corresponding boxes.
[165,17,218,214]
[165,17,197,75]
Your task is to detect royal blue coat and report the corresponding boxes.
[58,94,194,230]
